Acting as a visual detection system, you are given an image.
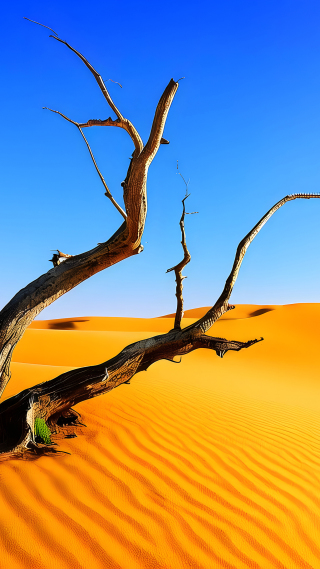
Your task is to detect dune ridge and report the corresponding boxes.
[0,304,320,568]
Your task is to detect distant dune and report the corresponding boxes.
[1,304,320,568]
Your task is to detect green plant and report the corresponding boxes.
[34,417,52,445]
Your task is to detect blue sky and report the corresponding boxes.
[1,0,320,318]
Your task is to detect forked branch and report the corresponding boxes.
[24,17,143,153]
[43,107,127,219]
[194,193,320,332]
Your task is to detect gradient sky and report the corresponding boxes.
[1,0,320,318]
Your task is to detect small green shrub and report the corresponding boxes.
[34,417,52,445]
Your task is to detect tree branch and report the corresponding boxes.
[50,35,144,152]
[120,79,179,247]
[44,107,127,219]
[166,165,198,329]
[194,334,264,358]
[140,79,179,163]
[194,193,320,333]
[50,36,124,119]
[167,176,197,331]
[79,118,121,128]
[166,193,191,329]
[24,18,143,153]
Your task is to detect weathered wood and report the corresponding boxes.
[194,193,320,333]
[166,165,198,330]
[0,325,262,459]
[166,193,192,330]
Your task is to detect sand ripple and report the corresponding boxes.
[1,304,320,567]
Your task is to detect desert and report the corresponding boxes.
[2,5,320,568]
[0,303,318,568]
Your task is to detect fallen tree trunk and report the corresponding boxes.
[0,324,262,459]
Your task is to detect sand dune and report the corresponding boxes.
[1,304,320,568]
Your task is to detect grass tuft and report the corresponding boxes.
[34,417,52,445]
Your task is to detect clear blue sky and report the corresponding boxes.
[1,0,320,318]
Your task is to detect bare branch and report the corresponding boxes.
[43,107,78,126]
[78,117,142,147]
[79,118,121,128]
[195,335,264,358]
[50,36,124,119]
[167,194,191,329]
[120,79,179,247]
[23,17,58,36]
[141,79,179,163]
[44,107,127,220]
[106,78,123,88]
[176,161,189,188]
[166,165,198,330]
[194,193,320,333]
[25,18,143,152]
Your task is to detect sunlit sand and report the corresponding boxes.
[1,304,319,568]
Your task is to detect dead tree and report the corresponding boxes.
[0,25,319,459]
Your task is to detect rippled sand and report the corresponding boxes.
[1,304,320,568]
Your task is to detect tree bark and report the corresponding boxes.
[0,325,261,459]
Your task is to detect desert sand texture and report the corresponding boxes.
[0,304,320,568]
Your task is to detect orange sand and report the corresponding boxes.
[1,304,320,568]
